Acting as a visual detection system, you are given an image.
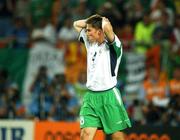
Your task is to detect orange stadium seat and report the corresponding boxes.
[159,134,171,140]
[139,133,149,140]
[128,133,139,140]
[123,133,128,140]
[150,134,159,140]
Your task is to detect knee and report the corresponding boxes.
[111,131,125,140]
[80,129,92,140]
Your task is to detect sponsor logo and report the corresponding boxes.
[80,116,85,125]
[0,127,24,140]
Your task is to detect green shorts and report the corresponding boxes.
[79,87,131,134]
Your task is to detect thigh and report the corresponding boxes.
[98,88,131,134]
[80,93,102,128]
[80,114,102,128]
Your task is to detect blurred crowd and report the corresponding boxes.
[0,0,180,127]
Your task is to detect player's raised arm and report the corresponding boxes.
[102,17,115,43]
[73,19,87,33]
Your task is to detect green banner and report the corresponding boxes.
[0,48,29,93]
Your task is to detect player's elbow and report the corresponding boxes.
[73,21,77,28]
[73,21,80,32]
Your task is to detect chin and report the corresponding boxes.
[88,38,95,43]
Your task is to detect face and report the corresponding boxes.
[86,24,100,43]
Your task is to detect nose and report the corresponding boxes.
[86,31,90,36]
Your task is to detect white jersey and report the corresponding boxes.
[79,29,123,91]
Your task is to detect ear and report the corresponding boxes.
[98,30,102,35]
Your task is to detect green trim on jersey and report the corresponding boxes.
[109,41,122,58]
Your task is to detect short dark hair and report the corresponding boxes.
[86,14,102,29]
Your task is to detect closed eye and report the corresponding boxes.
[86,29,90,32]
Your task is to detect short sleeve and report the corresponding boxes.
[108,35,122,57]
[78,28,87,44]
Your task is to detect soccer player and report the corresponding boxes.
[73,14,131,140]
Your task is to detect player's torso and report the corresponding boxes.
[86,42,117,91]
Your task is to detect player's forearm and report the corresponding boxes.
[102,18,115,43]
[73,19,87,32]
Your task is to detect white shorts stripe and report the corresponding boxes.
[113,88,122,106]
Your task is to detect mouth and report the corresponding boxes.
[87,35,92,38]
[87,36,94,42]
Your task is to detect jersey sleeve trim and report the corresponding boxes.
[78,28,86,44]
[108,35,122,57]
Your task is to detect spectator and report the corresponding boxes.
[74,71,87,105]
[58,16,78,42]
[0,94,8,118]
[134,11,155,53]
[151,0,175,26]
[51,0,62,27]
[48,74,79,121]
[0,0,15,37]
[15,0,30,27]
[29,66,51,119]
[130,99,144,125]
[119,23,134,51]
[125,0,144,27]
[6,83,25,119]
[139,66,169,105]
[56,1,73,31]
[7,17,29,49]
[153,11,173,43]
[143,102,161,124]
[0,68,23,119]
[31,17,56,44]
[139,66,170,125]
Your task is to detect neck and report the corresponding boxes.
[97,35,105,46]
